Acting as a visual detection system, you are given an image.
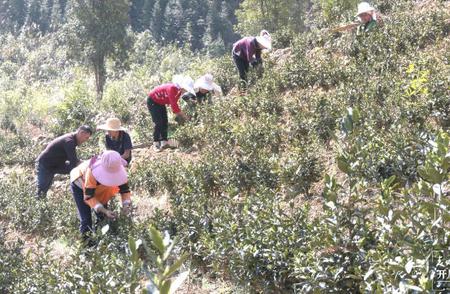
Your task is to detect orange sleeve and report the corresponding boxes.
[85,197,100,208]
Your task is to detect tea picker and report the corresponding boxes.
[146,75,196,152]
[330,2,382,34]
[182,73,222,104]
[69,150,133,246]
[35,125,92,198]
[97,117,133,165]
[232,30,272,90]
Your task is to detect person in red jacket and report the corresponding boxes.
[146,75,195,152]
[232,30,272,89]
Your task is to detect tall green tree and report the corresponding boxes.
[0,0,27,34]
[235,0,309,36]
[50,0,64,31]
[66,0,130,100]
[140,0,156,31]
[220,0,240,45]
[25,0,43,31]
[162,0,184,44]
[150,0,168,42]
[130,0,146,31]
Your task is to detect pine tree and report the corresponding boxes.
[162,0,184,44]
[220,0,240,46]
[58,0,68,16]
[150,0,168,42]
[50,0,64,31]
[25,0,43,32]
[176,0,207,50]
[0,0,27,34]
[39,0,54,32]
[140,0,156,31]
[130,0,146,32]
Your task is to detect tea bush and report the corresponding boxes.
[0,229,24,292]
[147,1,450,290]
[0,132,37,166]
[292,131,449,292]
[1,0,449,292]
[0,168,188,293]
[51,79,97,135]
[0,169,78,235]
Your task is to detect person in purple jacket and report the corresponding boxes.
[232,30,272,89]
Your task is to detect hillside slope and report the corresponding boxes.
[1,1,449,293]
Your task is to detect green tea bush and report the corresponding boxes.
[203,191,312,291]
[51,79,97,135]
[131,107,154,144]
[0,132,37,166]
[0,170,78,235]
[101,80,135,123]
[2,1,450,292]
[291,132,449,293]
[3,221,185,293]
[280,146,323,197]
[0,229,24,292]
[0,90,28,133]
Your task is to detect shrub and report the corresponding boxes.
[51,79,97,135]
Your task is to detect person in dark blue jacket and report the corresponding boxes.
[97,117,133,165]
[36,125,92,198]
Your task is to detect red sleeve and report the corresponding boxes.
[168,86,181,114]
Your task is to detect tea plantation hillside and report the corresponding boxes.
[1,1,449,293]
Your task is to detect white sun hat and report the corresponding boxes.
[356,2,375,17]
[97,117,126,132]
[194,74,222,94]
[255,29,272,51]
[172,75,196,95]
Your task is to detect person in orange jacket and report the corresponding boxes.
[70,150,132,243]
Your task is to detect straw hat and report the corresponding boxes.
[97,117,126,131]
[172,75,196,95]
[256,29,272,51]
[194,74,222,94]
[356,2,375,17]
[91,150,128,186]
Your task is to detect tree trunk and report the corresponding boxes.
[93,54,106,101]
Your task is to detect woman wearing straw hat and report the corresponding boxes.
[355,2,380,34]
[97,117,133,165]
[232,30,272,89]
[182,73,222,104]
[69,150,132,245]
[146,75,196,152]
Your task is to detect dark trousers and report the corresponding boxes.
[70,182,106,234]
[147,97,168,142]
[36,161,55,198]
[233,54,250,87]
[71,182,93,234]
